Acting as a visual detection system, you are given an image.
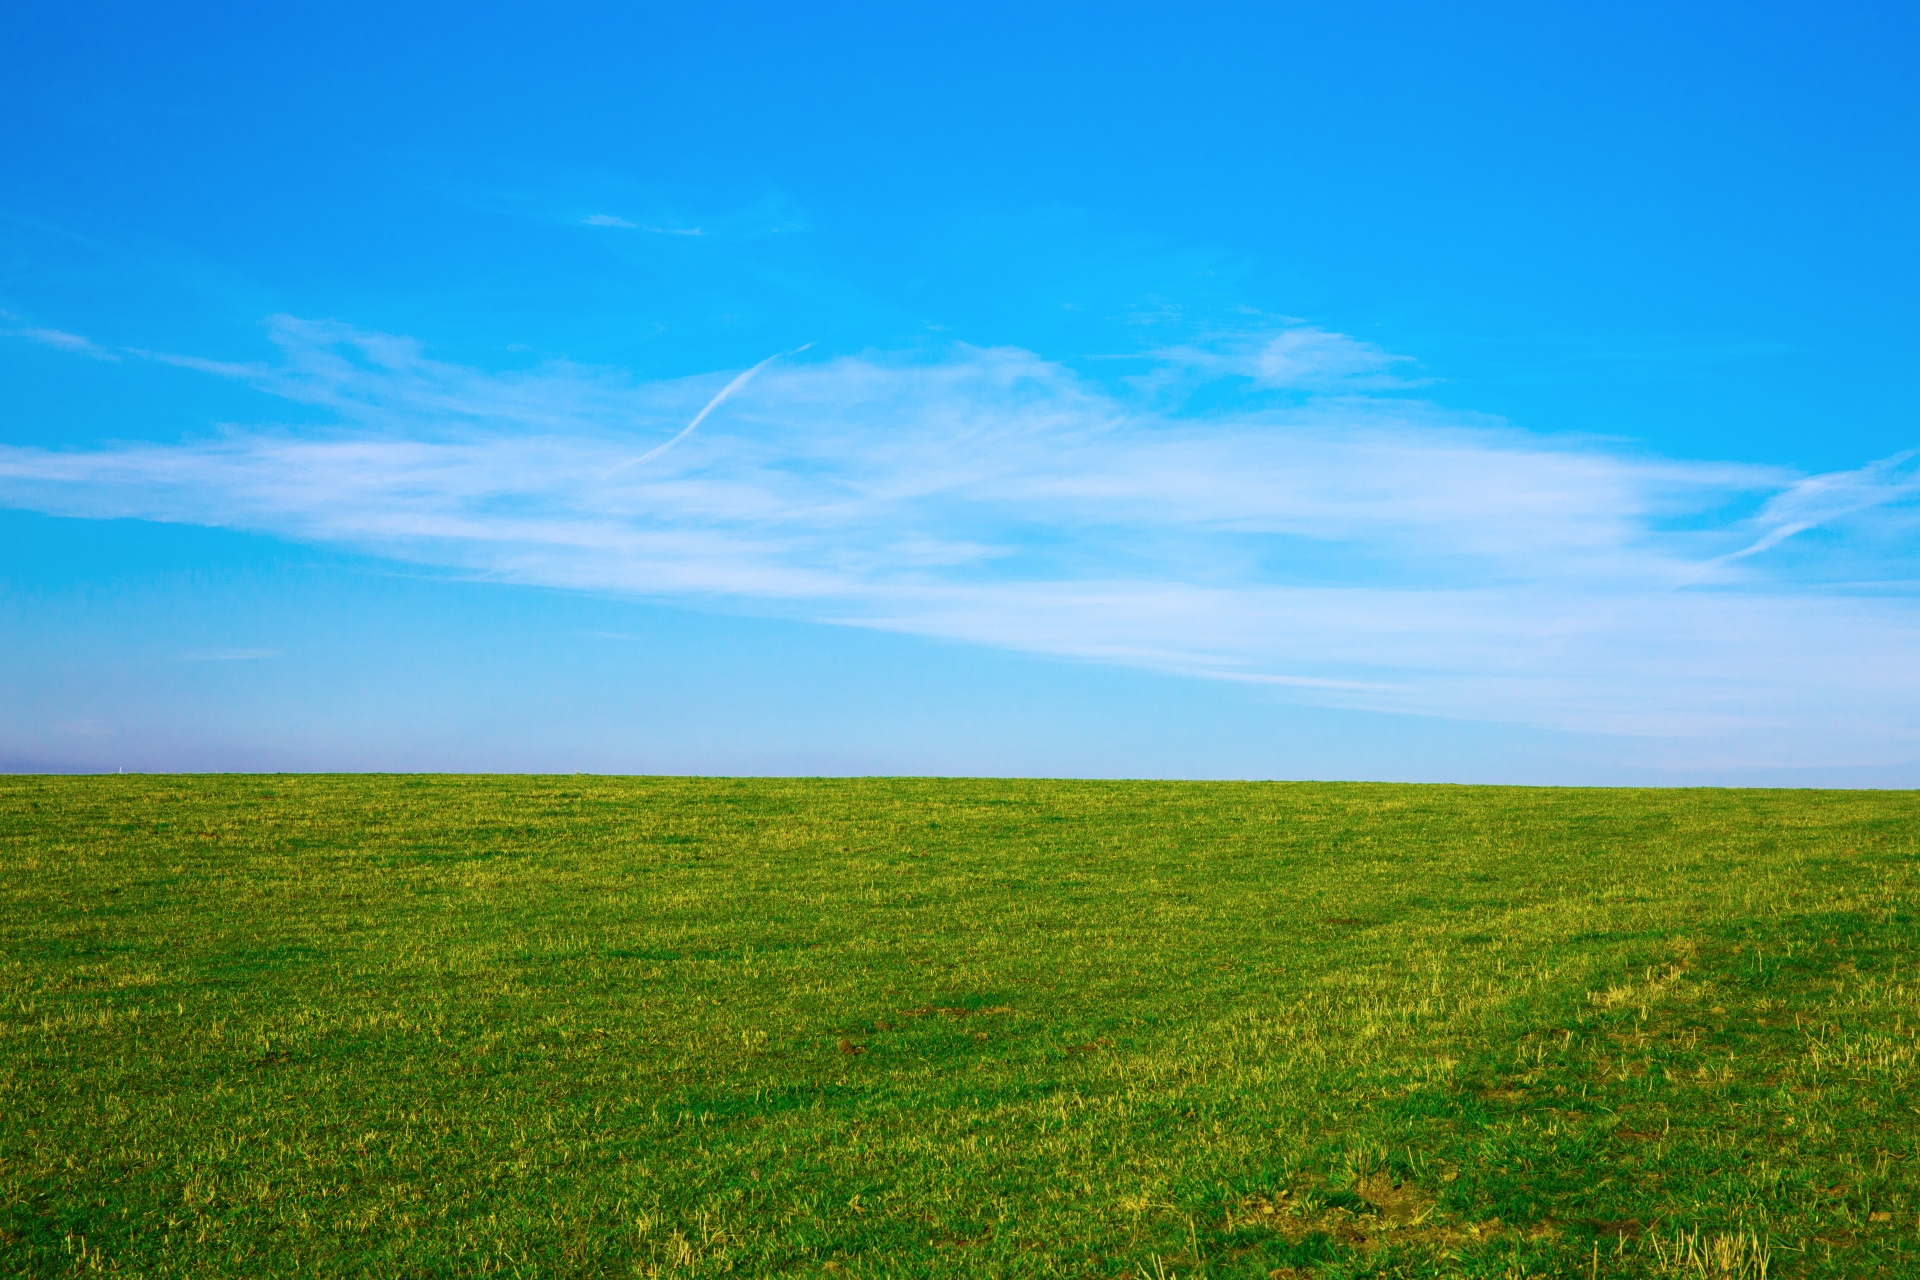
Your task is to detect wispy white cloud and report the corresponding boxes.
[1143,325,1416,392]
[606,343,806,473]
[580,212,709,235]
[175,648,279,662]
[2,318,1916,764]
[1716,450,1920,565]
[0,311,120,361]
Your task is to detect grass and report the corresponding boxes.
[2,776,1918,1278]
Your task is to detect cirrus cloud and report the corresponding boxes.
[2,316,1916,767]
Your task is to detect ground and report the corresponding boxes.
[3,776,1917,1277]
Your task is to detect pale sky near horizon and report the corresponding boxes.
[3,2,1917,782]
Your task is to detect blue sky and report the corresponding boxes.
[2,1,1917,781]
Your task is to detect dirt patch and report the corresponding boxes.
[1583,1218,1645,1238]
[1232,1177,1492,1253]
[1352,1173,1435,1227]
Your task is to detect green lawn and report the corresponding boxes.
[3,777,1917,1277]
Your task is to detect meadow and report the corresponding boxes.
[3,776,1918,1278]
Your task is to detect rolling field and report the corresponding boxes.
[3,777,1919,1278]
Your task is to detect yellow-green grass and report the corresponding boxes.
[3,777,1918,1278]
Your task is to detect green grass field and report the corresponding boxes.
[4,777,1918,1278]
